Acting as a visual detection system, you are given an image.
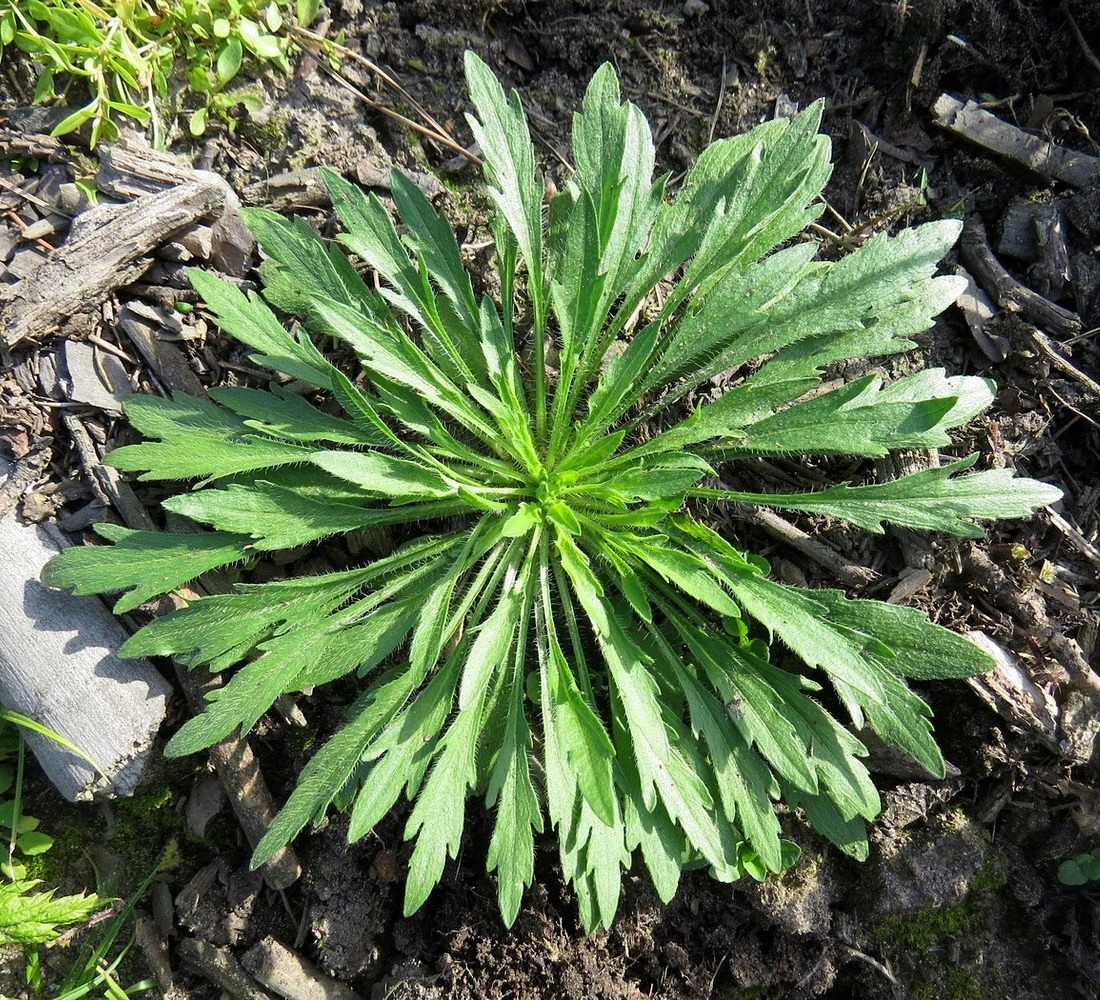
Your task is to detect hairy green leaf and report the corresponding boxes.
[43,524,247,613]
[0,881,106,946]
[107,393,313,483]
[712,454,1064,536]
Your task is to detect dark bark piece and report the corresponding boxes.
[997,197,1044,261]
[959,545,1100,703]
[965,631,1061,752]
[98,137,254,276]
[61,412,155,531]
[178,938,276,1000]
[134,914,185,1000]
[959,216,1083,339]
[1030,202,1072,297]
[0,180,225,355]
[117,305,207,398]
[0,127,67,162]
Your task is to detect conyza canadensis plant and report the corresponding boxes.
[44,52,1061,931]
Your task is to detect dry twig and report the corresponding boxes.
[959,545,1100,701]
[933,93,1100,187]
[959,216,1083,338]
[732,504,880,588]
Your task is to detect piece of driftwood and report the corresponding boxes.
[932,94,1100,187]
[98,137,253,276]
[241,936,364,1000]
[959,216,1083,338]
[0,455,172,800]
[0,180,225,354]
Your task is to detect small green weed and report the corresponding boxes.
[0,713,109,993]
[1058,847,1100,885]
[44,53,1061,931]
[0,0,332,146]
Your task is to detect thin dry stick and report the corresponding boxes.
[292,27,481,166]
[732,503,880,588]
[0,173,72,217]
[959,216,1083,338]
[707,54,728,146]
[961,545,1100,700]
[1047,382,1099,430]
[1027,327,1100,400]
[314,59,481,166]
[293,25,455,139]
[1046,509,1100,569]
[1062,0,1100,74]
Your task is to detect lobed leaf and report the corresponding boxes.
[0,881,106,946]
[107,393,313,484]
[463,51,546,336]
[210,384,371,446]
[252,668,425,868]
[189,267,337,388]
[713,455,1063,536]
[242,205,385,321]
[486,668,543,926]
[119,565,376,668]
[310,449,454,499]
[403,698,482,916]
[42,524,247,614]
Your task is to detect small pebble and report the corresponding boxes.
[20,218,56,241]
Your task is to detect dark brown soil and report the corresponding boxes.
[2,1,1099,998]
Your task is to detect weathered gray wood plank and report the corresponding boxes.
[0,456,172,800]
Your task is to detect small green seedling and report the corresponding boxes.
[1058,848,1100,886]
[44,53,1061,931]
[0,712,107,983]
[0,0,330,146]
